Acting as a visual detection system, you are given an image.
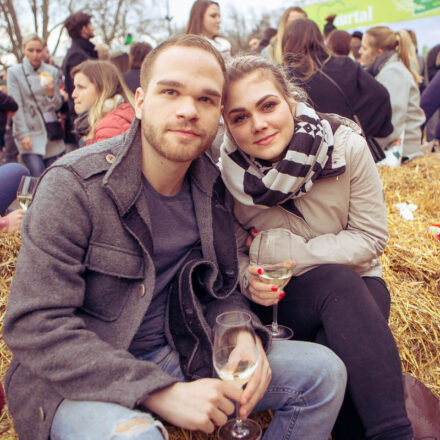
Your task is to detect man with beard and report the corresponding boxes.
[62,12,98,146]
[3,35,346,440]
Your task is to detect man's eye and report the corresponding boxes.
[163,89,177,96]
[199,96,212,103]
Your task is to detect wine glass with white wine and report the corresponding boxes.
[256,229,294,340]
[16,176,38,211]
[213,311,261,440]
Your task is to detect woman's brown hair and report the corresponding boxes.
[282,18,331,82]
[71,60,134,140]
[185,0,219,36]
[327,30,352,56]
[365,26,422,84]
[272,7,307,64]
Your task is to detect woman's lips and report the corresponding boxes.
[255,133,277,146]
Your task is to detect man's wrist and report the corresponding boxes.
[0,216,9,232]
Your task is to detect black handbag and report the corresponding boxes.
[318,69,386,163]
[22,66,64,141]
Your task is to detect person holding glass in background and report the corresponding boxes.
[7,35,65,177]
[220,55,413,440]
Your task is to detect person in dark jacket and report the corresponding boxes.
[62,12,98,145]
[0,90,18,151]
[282,18,393,142]
[426,43,440,82]
[3,34,346,440]
[123,42,153,94]
[421,70,440,146]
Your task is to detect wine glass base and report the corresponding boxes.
[265,324,294,340]
[218,419,262,439]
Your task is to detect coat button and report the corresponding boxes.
[105,154,115,163]
[39,406,45,421]
[140,284,146,297]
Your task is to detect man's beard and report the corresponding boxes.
[142,120,216,163]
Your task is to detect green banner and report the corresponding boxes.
[303,0,440,30]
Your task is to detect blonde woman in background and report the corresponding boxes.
[71,60,134,146]
[7,35,65,176]
[261,6,307,64]
[185,0,231,60]
[360,27,425,161]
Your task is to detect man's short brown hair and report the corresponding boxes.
[64,12,92,39]
[139,34,226,99]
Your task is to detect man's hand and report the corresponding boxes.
[239,337,271,420]
[20,136,32,152]
[142,379,241,434]
[1,209,25,233]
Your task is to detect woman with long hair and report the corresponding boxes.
[359,26,425,161]
[71,60,134,146]
[7,34,65,176]
[261,6,307,63]
[282,18,393,147]
[219,55,414,440]
[185,0,231,59]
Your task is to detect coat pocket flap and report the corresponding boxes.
[85,242,144,279]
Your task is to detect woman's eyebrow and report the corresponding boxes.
[227,94,278,116]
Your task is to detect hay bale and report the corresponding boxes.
[0,153,439,438]
[378,153,440,399]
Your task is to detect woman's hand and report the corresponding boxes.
[20,136,33,151]
[42,78,55,98]
[247,265,288,307]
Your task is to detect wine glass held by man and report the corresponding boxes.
[220,55,414,440]
[7,35,65,177]
[213,311,261,440]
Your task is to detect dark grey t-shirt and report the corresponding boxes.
[128,175,200,356]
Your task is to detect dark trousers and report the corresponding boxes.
[251,264,413,440]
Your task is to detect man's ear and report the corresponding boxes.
[378,48,384,56]
[134,87,144,120]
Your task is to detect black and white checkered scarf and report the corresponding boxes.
[220,102,346,210]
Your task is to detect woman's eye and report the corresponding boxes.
[262,101,276,111]
[232,114,247,124]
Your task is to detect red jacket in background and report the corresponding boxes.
[87,102,135,145]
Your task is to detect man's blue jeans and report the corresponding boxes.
[50,341,346,440]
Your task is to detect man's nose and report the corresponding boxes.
[176,98,199,120]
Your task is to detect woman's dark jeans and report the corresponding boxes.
[21,153,61,177]
[251,264,413,440]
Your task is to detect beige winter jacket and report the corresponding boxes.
[232,124,388,296]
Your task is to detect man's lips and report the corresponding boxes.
[255,133,277,146]
[168,129,200,138]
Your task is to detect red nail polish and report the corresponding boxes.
[252,228,258,234]
[257,268,263,275]
[271,286,278,292]
[279,292,285,300]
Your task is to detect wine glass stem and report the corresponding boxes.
[271,304,279,333]
[232,401,247,436]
